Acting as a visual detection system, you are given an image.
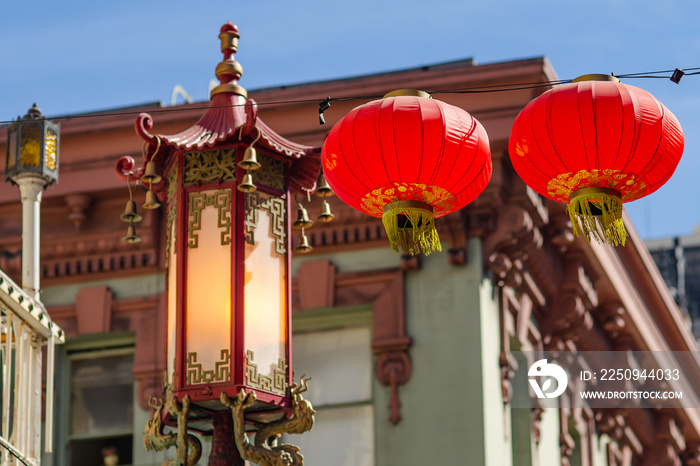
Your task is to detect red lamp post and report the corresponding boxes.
[116,23,320,465]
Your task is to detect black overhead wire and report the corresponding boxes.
[0,67,696,126]
[615,66,700,78]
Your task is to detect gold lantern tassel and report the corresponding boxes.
[382,201,442,256]
[566,187,627,246]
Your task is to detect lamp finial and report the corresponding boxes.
[24,103,43,120]
[211,22,247,99]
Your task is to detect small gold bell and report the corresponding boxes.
[314,173,334,197]
[143,189,161,210]
[238,146,261,171]
[237,172,257,193]
[141,161,162,184]
[122,223,142,243]
[292,205,313,229]
[318,200,334,223]
[294,231,313,253]
[120,200,143,223]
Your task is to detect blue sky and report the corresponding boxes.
[2,0,699,239]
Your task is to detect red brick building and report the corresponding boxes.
[1,24,699,466]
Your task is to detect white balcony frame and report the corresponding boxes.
[0,268,63,466]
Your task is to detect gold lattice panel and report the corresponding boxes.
[186,349,230,385]
[165,202,177,266]
[244,193,286,255]
[166,164,178,204]
[183,149,237,185]
[245,350,288,395]
[187,190,232,248]
[253,154,285,192]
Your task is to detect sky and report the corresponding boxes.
[2,0,699,240]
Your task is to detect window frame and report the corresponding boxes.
[288,305,376,466]
[51,332,135,466]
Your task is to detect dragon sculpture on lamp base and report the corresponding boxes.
[221,376,315,466]
[143,376,315,466]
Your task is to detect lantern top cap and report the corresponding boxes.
[22,103,43,120]
[383,89,431,99]
[211,21,247,99]
[220,22,240,37]
[572,74,620,84]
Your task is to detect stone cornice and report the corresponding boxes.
[483,154,700,458]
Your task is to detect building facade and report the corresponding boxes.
[647,230,700,339]
[1,26,700,466]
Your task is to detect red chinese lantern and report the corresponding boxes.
[321,90,492,255]
[509,74,684,246]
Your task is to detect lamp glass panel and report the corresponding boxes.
[44,128,58,171]
[166,217,177,383]
[19,124,41,168]
[244,193,287,383]
[7,126,17,171]
[185,189,232,385]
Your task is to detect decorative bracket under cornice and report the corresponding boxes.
[371,270,411,424]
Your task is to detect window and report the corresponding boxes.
[63,344,134,466]
[287,326,374,466]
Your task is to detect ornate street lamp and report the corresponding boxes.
[4,103,64,456]
[117,23,324,465]
[5,103,59,299]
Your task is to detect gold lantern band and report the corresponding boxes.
[567,187,627,247]
[382,200,442,256]
[572,74,621,83]
[383,89,431,99]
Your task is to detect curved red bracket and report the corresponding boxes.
[115,155,138,182]
[242,99,258,136]
[135,113,157,144]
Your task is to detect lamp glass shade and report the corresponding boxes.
[158,148,293,412]
[184,189,233,386]
[243,192,287,394]
[20,123,42,167]
[5,113,60,185]
[44,128,58,171]
[166,219,178,383]
[6,127,17,172]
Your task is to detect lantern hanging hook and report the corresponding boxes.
[319,97,331,125]
[670,68,685,84]
[238,125,261,145]
[294,192,312,206]
[126,172,134,201]
[142,135,162,162]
